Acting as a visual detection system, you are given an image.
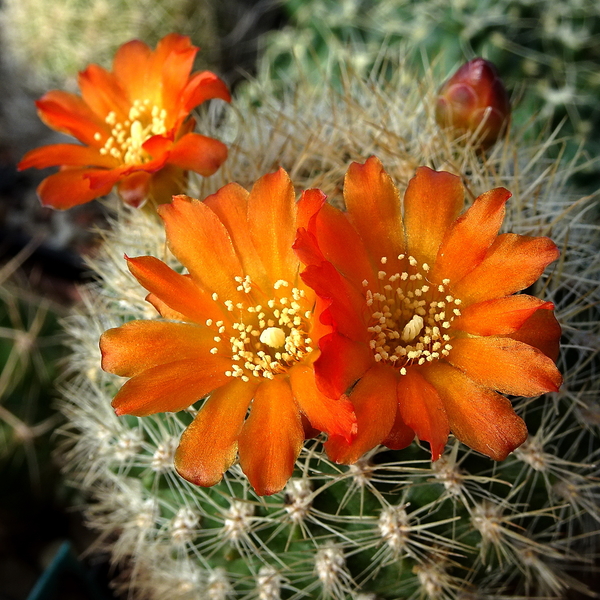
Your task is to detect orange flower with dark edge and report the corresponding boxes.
[294,156,562,464]
[18,34,230,210]
[99,169,357,495]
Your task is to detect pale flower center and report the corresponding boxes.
[95,99,168,164]
[364,254,462,374]
[208,276,314,382]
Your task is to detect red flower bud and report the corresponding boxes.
[435,58,510,149]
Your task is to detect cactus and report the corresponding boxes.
[57,51,600,599]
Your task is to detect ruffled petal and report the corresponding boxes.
[432,187,510,283]
[111,357,232,416]
[181,71,231,114]
[505,307,562,362]
[157,195,246,303]
[34,91,108,146]
[344,157,405,265]
[78,64,130,120]
[112,39,153,101]
[36,167,113,209]
[175,379,256,487]
[238,377,304,495]
[167,133,228,177]
[422,362,528,460]
[100,321,215,377]
[448,336,562,396]
[313,332,373,399]
[325,364,398,464]
[452,295,554,336]
[289,364,357,441]
[204,182,270,290]
[247,169,298,284]
[126,255,225,324]
[396,367,449,460]
[453,233,559,304]
[18,143,117,170]
[403,167,465,266]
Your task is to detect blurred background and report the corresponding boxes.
[1,0,599,598]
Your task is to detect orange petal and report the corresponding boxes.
[36,168,113,209]
[146,163,187,206]
[100,321,215,378]
[18,144,117,170]
[238,377,304,495]
[422,362,528,460]
[313,333,373,399]
[117,171,152,208]
[344,157,405,265]
[204,182,269,289]
[35,91,108,146]
[181,71,231,114]
[289,364,357,441]
[396,368,449,460]
[404,167,465,266]
[126,255,225,324]
[325,364,398,464]
[77,64,130,120]
[505,307,562,362]
[247,169,298,284]
[167,133,228,176]
[112,39,152,101]
[432,187,510,283]
[157,196,245,303]
[161,43,198,123]
[453,233,559,304]
[175,378,256,487]
[448,336,562,396]
[111,357,232,416]
[381,404,416,451]
[452,295,554,336]
[301,261,369,341]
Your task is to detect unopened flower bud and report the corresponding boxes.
[435,58,510,149]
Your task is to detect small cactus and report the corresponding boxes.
[58,50,600,600]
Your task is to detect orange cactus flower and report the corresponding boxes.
[100,169,356,495]
[18,34,231,210]
[294,157,562,464]
[435,57,510,149]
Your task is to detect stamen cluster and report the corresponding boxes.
[364,254,462,374]
[96,99,168,164]
[208,277,314,381]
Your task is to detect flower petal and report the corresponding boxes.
[126,255,225,324]
[344,157,405,264]
[160,43,198,124]
[204,182,269,290]
[36,168,113,209]
[100,321,215,378]
[181,71,231,114]
[238,377,304,495]
[453,233,559,304]
[78,64,130,120]
[448,336,562,396]
[112,39,153,101]
[403,166,465,266]
[167,132,228,177]
[117,171,152,208]
[381,404,416,451]
[422,362,528,460]
[111,357,232,416]
[247,169,298,284]
[505,307,561,362]
[34,91,108,146]
[175,379,256,487]
[396,368,449,460]
[289,364,357,441]
[157,195,246,302]
[18,143,117,170]
[313,332,373,399]
[432,187,510,283]
[325,364,398,464]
